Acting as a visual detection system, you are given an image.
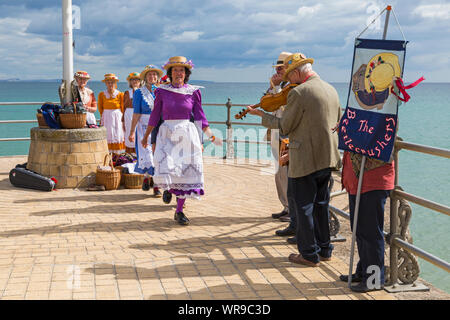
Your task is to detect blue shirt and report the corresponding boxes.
[132,85,157,114]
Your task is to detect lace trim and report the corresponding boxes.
[157,84,204,95]
[140,86,155,109]
[104,89,120,99]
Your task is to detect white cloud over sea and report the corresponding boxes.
[0,0,449,82]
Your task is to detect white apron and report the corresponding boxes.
[101,108,125,153]
[134,114,154,175]
[153,119,204,199]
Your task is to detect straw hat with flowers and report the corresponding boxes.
[282,53,314,81]
[74,71,91,79]
[162,56,195,70]
[126,72,140,82]
[102,73,119,83]
[140,65,164,81]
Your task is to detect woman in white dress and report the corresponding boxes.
[123,72,141,154]
[98,73,125,154]
[128,65,163,196]
[74,71,97,127]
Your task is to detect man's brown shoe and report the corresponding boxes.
[288,253,320,267]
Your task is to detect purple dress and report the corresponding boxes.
[148,84,209,199]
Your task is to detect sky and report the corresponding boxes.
[0,0,449,82]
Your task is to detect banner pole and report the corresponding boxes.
[348,156,366,288]
[347,4,392,290]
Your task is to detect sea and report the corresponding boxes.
[0,80,449,293]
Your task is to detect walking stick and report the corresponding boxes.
[348,155,366,288]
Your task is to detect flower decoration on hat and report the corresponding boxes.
[140,65,164,80]
[74,71,91,79]
[162,56,195,70]
[127,72,140,81]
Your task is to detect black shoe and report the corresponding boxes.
[287,236,297,244]
[149,177,154,188]
[339,273,363,283]
[272,210,289,219]
[153,188,162,197]
[174,211,190,225]
[350,281,384,293]
[163,190,172,204]
[279,216,291,223]
[142,178,150,191]
[275,227,295,237]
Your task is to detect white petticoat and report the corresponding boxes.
[86,112,97,125]
[153,120,204,199]
[124,108,135,149]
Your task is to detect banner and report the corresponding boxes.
[338,38,407,162]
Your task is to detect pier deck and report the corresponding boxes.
[0,155,398,300]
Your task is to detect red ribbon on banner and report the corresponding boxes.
[390,76,425,102]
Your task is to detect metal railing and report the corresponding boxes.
[1,99,449,292]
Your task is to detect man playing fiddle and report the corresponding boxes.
[266,52,298,243]
[247,53,342,267]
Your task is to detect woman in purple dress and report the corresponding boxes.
[141,56,222,225]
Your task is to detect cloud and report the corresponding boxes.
[0,0,449,82]
[412,3,450,20]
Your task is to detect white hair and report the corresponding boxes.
[296,63,313,74]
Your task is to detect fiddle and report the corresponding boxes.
[235,84,298,119]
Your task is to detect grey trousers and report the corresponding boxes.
[271,128,289,213]
[275,164,289,212]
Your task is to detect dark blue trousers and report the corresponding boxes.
[287,178,297,230]
[289,168,333,264]
[349,190,390,284]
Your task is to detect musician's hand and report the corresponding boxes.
[271,73,283,87]
[279,153,289,166]
[246,104,263,117]
[128,132,135,143]
[331,122,340,133]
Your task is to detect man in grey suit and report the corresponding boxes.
[247,53,341,267]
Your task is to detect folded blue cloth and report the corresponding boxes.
[40,104,62,129]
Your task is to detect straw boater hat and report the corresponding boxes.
[272,52,293,68]
[162,56,194,70]
[74,71,91,79]
[282,53,314,81]
[126,72,140,82]
[102,73,119,82]
[364,52,401,93]
[140,65,164,81]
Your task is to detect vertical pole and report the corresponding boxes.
[382,6,392,40]
[348,156,366,288]
[62,0,74,104]
[225,98,234,159]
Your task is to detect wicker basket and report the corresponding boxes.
[95,154,121,190]
[36,113,49,128]
[123,173,145,189]
[59,103,87,129]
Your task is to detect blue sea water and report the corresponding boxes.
[0,80,449,293]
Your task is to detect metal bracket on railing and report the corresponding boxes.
[385,185,428,293]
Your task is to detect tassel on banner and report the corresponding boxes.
[391,76,425,102]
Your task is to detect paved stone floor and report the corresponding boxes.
[0,156,396,300]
